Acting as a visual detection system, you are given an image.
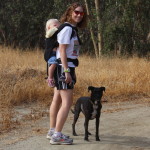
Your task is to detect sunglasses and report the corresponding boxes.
[74,10,84,16]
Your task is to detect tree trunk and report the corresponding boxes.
[95,0,102,57]
[84,0,99,58]
[0,29,6,45]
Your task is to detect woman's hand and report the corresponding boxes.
[65,72,72,85]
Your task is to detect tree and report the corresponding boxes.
[0,0,149,57]
[84,0,99,57]
[84,0,105,57]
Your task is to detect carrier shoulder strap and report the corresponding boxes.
[56,23,82,44]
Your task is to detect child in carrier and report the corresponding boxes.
[45,19,60,87]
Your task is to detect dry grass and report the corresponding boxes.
[0,46,150,131]
[76,56,150,101]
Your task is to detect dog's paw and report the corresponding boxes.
[73,133,78,136]
[96,137,100,141]
[84,137,89,141]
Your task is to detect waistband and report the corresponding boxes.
[57,58,79,67]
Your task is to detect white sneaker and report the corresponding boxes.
[47,130,70,140]
[46,130,54,139]
[50,133,73,145]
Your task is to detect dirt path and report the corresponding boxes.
[0,100,150,150]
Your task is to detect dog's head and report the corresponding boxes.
[88,86,105,102]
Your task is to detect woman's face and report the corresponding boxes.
[71,6,84,25]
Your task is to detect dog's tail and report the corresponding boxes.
[71,109,75,114]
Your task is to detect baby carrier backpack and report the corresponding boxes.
[44,23,81,62]
[44,23,81,76]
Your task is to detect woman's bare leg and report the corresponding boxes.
[55,89,73,132]
[49,88,62,128]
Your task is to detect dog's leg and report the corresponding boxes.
[84,118,90,141]
[72,111,80,136]
[95,115,100,141]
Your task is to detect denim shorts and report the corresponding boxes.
[48,56,58,65]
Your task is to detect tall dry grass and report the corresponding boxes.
[76,56,150,100]
[0,46,150,131]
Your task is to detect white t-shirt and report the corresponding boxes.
[56,25,80,67]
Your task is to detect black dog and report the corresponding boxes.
[72,86,105,141]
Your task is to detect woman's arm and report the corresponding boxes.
[59,44,72,84]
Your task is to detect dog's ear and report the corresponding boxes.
[100,87,105,92]
[88,86,94,92]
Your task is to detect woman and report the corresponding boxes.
[47,2,87,145]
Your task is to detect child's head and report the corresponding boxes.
[46,19,60,32]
